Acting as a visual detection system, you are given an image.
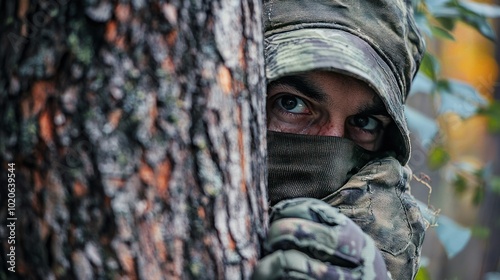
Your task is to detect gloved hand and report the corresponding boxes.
[323,156,426,280]
[252,198,391,280]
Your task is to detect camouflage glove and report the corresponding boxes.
[252,198,391,280]
[323,157,426,280]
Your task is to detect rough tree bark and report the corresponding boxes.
[0,0,268,279]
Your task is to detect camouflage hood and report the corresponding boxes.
[264,0,425,164]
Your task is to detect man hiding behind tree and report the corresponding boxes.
[254,0,427,279]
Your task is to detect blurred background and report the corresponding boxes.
[408,0,500,278]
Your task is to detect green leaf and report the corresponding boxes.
[416,199,439,227]
[425,0,451,10]
[478,101,500,133]
[491,177,500,194]
[427,0,500,40]
[472,186,485,205]
[412,202,471,261]
[436,79,487,118]
[458,0,500,18]
[436,16,457,31]
[435,215,471,258]
[453,174,467,194]
[471,226,490,239]
[448,80,487,104]
[409,73,435,95]
[438,93,476,117]
[420,53,440,81]
[488,118,500,133]
[405,106,439,148]
[428,146,450,169]
[426,0,460,17]
[415,11,434,37]
[430,25,455,40]
[416,266,432,280]
[458,7,497,41]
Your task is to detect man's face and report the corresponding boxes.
[267,71,392,151]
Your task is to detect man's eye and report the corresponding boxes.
[349,116,381,131]
[277,95,309,114]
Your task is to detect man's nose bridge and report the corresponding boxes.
[319,121,345,137]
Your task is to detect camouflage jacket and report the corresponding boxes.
[257,154,426,279]
[323,157,426,279]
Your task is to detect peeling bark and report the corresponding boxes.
[0,1,267,279]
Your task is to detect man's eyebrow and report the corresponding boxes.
[357,96,390,116]
[268,75,327,102]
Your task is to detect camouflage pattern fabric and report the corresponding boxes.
[256,154,426,279]
[252,198,392,280]
[323,157,426,279]
[267,130,382,206]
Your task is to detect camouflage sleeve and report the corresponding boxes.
[252,198,391,280]
[323,157,426,280]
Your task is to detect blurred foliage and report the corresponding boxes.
[492,176,500,193]
[409,0,500,270]
[416,266,432,280]
[479,100,500,132]
[409,0,500,204]
[414,0,500,41]
[435,215,472,257]
[428,146,450,169]
[471,225,491,239]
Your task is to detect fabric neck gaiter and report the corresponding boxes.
[267,131,382,206]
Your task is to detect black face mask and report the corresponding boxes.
[267,131,384,206]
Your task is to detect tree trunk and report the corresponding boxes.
[0,1,267,279]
